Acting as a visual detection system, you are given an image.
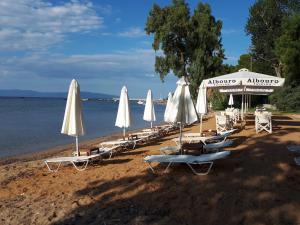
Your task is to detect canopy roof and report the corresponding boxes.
[202,68,285,93]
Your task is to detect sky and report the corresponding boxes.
[0,0,254,98]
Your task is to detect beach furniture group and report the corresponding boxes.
[144,128,236,175]
[44,124,178,172]
[43,71,294,173]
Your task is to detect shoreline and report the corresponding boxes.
[0,123,167,165]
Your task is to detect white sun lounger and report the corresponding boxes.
[203,140,234,152]
[160,146,181,154]
[287,145,300,153]
[295,157,300,166]
[44,154,102,172]
[144,151,231,175]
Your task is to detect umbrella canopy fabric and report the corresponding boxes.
[169,77,198,153]
[196,82,207,115]
[143,89,156,128]
[169,77,198,125]
[115,86,131,138]
[196,82,207,134]
[61,79,85,156]
[164,92,173,123]
[61,79,85,137]
[228,94,234,106]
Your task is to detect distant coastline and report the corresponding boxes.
[0,89,117,99]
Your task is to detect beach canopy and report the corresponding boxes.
[169,77,198,151]
[164,92,173,123]
[196,81,207,134]
[143,89,156,128]
[115,86,131,139]
[203,68,285,90]
[228,94,234,107]
[200,68,285,119]
[61,79,85,156]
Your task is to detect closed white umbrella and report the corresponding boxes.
[61,79,85,156]
[169,77,198,152]
[196,81,207,134]
[228,94,234,108]
[143,89,156,128]
[115,86,131,139]
[164,92,173,122]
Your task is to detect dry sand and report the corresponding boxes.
[0,114,300,225]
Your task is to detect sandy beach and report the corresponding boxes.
[1,114,300,225]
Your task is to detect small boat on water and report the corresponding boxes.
[82,98,89,101]
[137,100,145,105]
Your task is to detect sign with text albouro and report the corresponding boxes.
[204,77,285,88]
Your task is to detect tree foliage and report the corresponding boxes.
[246,0,300,77]
[145,0,224,98]
[275,14,300,85]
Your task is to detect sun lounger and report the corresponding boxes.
[160,146,180,154]
[295,157,300,166]
[203,140,233,152]
[45,154,102,172]
[287,145,300,153]
[172,136,212,145]
[100,139,143,149]
[144,151,231,175]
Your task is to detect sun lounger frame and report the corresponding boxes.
[144,151,230,175]
[44,154,102,172]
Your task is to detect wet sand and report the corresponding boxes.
[0,114,300,225]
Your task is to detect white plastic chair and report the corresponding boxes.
[216,115,231,133]
[255,112,272,134]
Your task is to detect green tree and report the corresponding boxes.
[145,0,224,98]
[236,54,252,71]
[235,53,274,75]
[275,14,300,86]
[246,0,300,77]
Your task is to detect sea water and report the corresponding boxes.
[0,97,165,158]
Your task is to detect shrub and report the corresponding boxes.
[269,86,300,112]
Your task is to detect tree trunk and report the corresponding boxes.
[273,61,283,78]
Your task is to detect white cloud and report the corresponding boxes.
[118,27,145,38]
[222,29,240,35]
[0,0,103,51]
[0,48,157,80]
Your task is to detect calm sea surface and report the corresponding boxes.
[0,97,165,158]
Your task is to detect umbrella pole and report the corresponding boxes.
[199,114,203,135]
[76,136,79,156]
[123,127,126,140]
[179,122,183,154]
[151,122,153,129]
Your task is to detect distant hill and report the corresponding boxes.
[0,89,117,99]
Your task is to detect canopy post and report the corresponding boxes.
[249,95,250,110]
[246,95,248,112]
[241,92,244,120]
